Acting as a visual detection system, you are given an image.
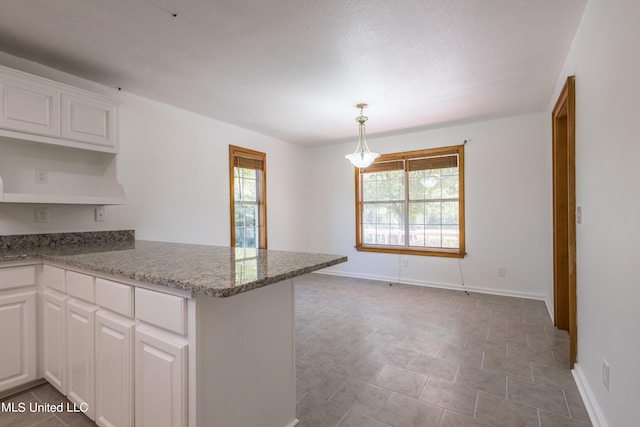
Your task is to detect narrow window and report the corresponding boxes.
[355,145,465,258]
[229,145,267,249]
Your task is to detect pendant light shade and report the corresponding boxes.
[345,103,380,168]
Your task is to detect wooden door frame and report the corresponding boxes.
[552,76,577,367]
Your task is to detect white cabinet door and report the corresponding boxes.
[135,327,187,427]
[66,298,98,420]
[95,310,134,427]
[61,93,117,150]
[0,76,61,137]
[0,290,36,392]
[43,289,68,394]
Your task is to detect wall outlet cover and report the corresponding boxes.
[34,207,49,223]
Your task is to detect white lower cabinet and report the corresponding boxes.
[66,298,98,420]
[95,310,134,427]
[135,326,188,427]
[42,289,68,393]
[0,289,37,392]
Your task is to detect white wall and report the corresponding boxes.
[308,113,552,301]
[0,52,310,251]
[548,1,640,426]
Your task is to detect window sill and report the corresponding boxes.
[355,245,466,258]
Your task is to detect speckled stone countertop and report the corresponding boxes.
[0,239,347,298]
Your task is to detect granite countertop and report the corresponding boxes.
[0,239,347,297]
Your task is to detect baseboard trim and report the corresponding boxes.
[545,297,554,322]
[315,270,547,302]
[572,363,608,427]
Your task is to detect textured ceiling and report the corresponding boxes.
[0,0,586,146]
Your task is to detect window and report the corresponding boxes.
[355,145,465,258]
[229,145,267,249]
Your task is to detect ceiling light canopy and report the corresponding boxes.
[345,103,380,168]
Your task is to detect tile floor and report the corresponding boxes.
[294,274,592,427]
[0,273,592,427]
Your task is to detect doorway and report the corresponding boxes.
[552,76,577,368]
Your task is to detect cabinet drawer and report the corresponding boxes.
[66,271,95,303]
[135,288,186,335]
[43,265,65,292]
[95,278,133,318]
[0,265,36,290]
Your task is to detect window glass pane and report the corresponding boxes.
[362,202,404,246]
[442,201,459,225]
[235,206,244,227]
[442,174,459,198]
[242,178,257,201]
[363,204,376,223]
[408,201,425,225]
[442,225,459,248]
[363,180,377,201]
[426,202,442,225]
[425,171,442,200]
[408,224,425,247]
[425,225,442,247]
[363,171,404,201]
[408,170,425,200]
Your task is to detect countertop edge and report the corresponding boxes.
[1,251,348,298]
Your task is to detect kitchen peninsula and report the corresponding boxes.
[0,231,347,427]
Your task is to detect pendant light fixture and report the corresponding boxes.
[345,103,380,168]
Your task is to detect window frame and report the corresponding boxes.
[354,145,466,258]
[229,145,267,249]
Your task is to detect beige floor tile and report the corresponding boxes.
[507,342,556,366]
[366,345,419,369]
[475,391,539,427]
[329,378,391,418]
[408,354,458,382]
[337,411,391,427]
[297,367,350,399]
[531,362,577,390]
[507,377,569,416]
[418,377,478,416]
[297,393,349,427]
[439,410,498,427]
[482,352,533,380]
[300,345,349,371]
[454,364,507,398]
[564,388,591,422]
[437,343,484,367]
[539,410,592,427]
[375,392,443,427]
[334,354,386,383]
[373,365,427,398]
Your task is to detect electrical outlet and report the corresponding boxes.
[603,360,610,391]
[498,267,506,277]
[95,206,106,222]
[35,169,48,184]
[34,207,49,223]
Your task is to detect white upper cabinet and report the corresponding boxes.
[0,76,61,137]
[0,66,124,205]
[62,93,117,150]
[0,65,119,154]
